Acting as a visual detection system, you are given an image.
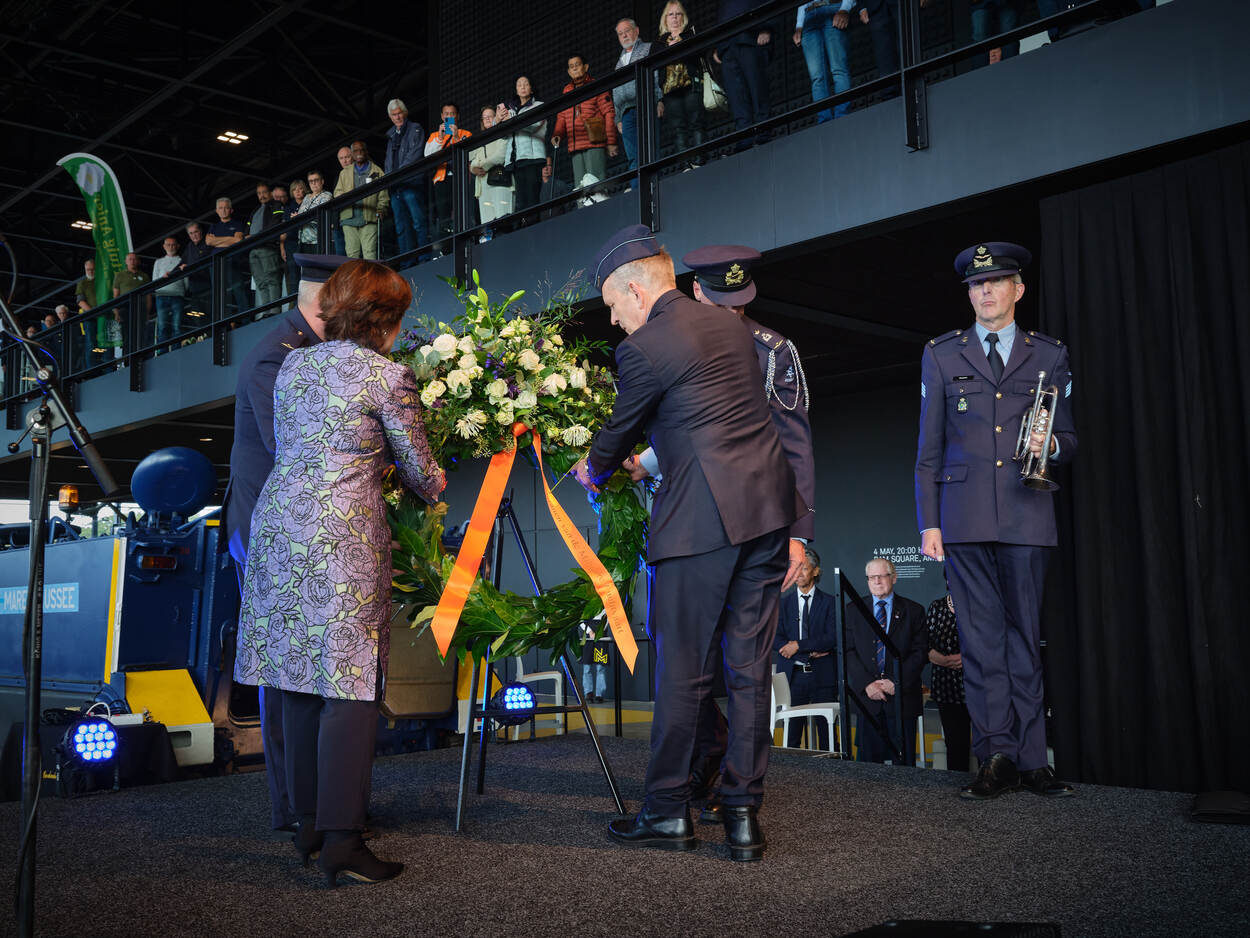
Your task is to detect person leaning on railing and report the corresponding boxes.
[656,1,707,169]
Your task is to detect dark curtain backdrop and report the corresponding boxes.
[1038,140,1250,793]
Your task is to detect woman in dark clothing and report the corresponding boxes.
[927,590,973,772]
[657,0,705,164]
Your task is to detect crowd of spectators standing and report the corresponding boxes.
[25,1,1158,375]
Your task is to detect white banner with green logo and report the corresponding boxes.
[56,153,133,309]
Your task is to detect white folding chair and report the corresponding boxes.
[771,671,840,752]
[512,655,565,739]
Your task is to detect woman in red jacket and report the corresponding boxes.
[550,54,619,189]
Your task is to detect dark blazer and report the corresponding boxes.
[222,306,321,556]
[744,315,815,540]
[844,592,928,721]
[587,288,804,561]
[915,325,1077,546]
[773,586,837,691]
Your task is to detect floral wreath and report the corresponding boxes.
[386,272,647,664]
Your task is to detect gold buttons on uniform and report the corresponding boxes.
[995,425,1002,433]
[995,392,1002,399]
[996,460,1004,467]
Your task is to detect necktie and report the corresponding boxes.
[874,600,887,674]
[985,332,1004,382]
[799,594,809,641]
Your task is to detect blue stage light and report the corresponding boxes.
[490,682,537,726]
[65,719,118,764]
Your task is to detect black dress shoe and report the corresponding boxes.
[960,752,1021,800]
[1020,766,1075,797]
[318,832,403,887]
[606,810,698,851]
[293,821,324,866]
[698,790,723,824]
[722,805,765,862]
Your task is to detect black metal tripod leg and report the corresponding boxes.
[455,657,483,832]
[562,649,625,814]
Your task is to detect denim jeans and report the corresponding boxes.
[154,295,183,344]
[389,183,428,256]
[619,106,638,170]
[800,5,851,121]
[971,0,1020,62]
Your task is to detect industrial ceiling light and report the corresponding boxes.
[70,220,93,230]
[216,130,249,144]
[490,683,536,726]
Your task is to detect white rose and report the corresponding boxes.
[515,389,538,411]
[495,403,516,425]
[541,373,568,395]
[419,344,435,359]
[517,349,541,372]
[458,352,478,370]
[423,379,446,398]
[458,335,476,354]
[432,333,458,355]
[446,369,472,392]
[485,378,509,399]
[567,367,587,389]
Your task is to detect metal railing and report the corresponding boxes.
[3,0,1141,425]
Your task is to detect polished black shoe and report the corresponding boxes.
[959,752,1021,800]
[318,832,404,887]
[606,810,698,851]
[698,791,724,824]
[293,821,324,866]
[722,805,765,862]
[1020,766,1076,797]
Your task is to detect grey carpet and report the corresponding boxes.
[1,735,1247,938]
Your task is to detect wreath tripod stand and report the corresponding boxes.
[454,495,626,831]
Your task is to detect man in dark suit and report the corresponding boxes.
[623,244,816,820]
[916,241,1077,799]
[774,547,838,749]
[223,252,347,835]
[715,0,774,142]
[845,557,928,765]
[573,225,805,862]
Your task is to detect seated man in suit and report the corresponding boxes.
[845,557,927,765]
[774,547,837,749]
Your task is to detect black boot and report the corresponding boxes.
[722,805,765,862]
[293,815,323,866]
[317,831,403,887]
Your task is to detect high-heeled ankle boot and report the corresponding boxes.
[293,816,323,866]
[317,830,403,887]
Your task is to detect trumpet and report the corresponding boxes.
[1013,370,1060,491]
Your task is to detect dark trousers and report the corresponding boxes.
[230,548,295,829]
[855,701,915,765]
[511,162,544,212]
[944,542,1049,771]
[785,671,835,750]
[863,0,901,75]
[644,528,787,816]
[432,181,453,240]
[719,43,770,132]
[661,86,703,155]
[282,690,378,832]
[937,700,973,772]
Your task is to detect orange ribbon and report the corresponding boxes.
[429,422,639,674]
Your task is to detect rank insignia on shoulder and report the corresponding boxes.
[761,332,772,342]
[957,397,968,413]
[783,365,795,384]
[281,342,295,350]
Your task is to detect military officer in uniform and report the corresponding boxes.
[223,253,348,835]
[573,225,804,860]
[916,241,1077,800]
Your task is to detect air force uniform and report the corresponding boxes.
[915,242,1077,781]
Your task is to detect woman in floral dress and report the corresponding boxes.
[235,259,444,886]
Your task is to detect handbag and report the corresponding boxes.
[579,103,608,146]
[702,66,728,112]
[486,165,512,187]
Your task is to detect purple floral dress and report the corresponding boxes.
[234,340,443,701]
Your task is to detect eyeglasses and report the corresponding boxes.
[866,574,893,581]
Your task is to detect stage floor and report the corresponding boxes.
[1,735,1246,937]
